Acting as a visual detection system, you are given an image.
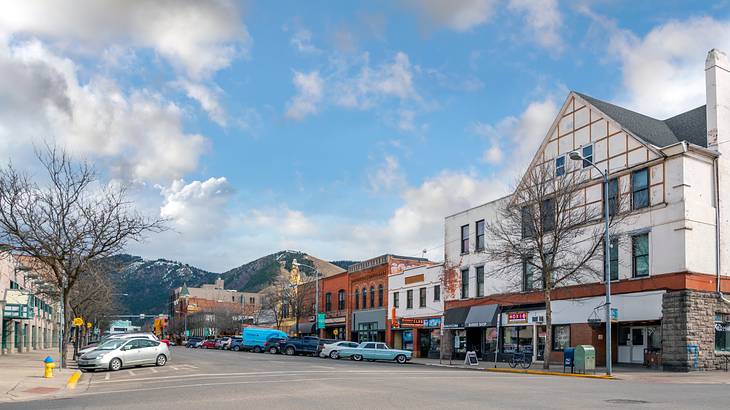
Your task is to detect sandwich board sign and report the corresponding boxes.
[464,351,479,366]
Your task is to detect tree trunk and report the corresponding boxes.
[543,289,552,370]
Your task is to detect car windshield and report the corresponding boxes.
[97,339,127,350]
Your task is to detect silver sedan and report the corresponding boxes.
[78,338,170,372]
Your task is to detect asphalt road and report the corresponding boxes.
[3,347,730,409]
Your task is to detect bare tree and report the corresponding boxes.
[260,276,292,330]
[0,146,166,366]
[486,161,630,369]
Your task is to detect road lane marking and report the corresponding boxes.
[105,373,110,381]
[172,366,180,370]
[126,370,135,376]
[149,368,158,373]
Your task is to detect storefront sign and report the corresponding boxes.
[395,317,442,329]
[507,312,528,324]
[423,318,441,328]
[399,318,424,328]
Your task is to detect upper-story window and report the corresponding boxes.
[604,237,619,281]
[406,289,413,309]
[555,155,566,177]
[475,220,485,251]
[355,289,360,310]
[362,287,367,309]
[581,145,593,168]
[325,292,332,312]
[632,233,649,277]
[338,289,345,310]
[393,292,399,308]
[476,266,485,297]
[369,286,375,309]
[542,198,555,232]
[434,284,441,301]
[632,168,649,210]
[605,178,619,216]
[522,260,535,292]
[419,287,427,308]
[461,268,469,299]
[521,206,534,238]
[461,224,470,254]
[378,284,383,307]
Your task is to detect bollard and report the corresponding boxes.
[43,356,55,378]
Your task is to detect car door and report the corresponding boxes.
[120,339,142,365]
[375,343,391,360]
[138,340,160,364]
[362,342,376,359]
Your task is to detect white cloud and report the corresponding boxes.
[0,40,208,181]
[249,207,317,237]
[176,80,227,126]
[289,28,321,54]
[402,0,498,32]
[482,145,503,164]
[606,16,730,118]
[398,109,416,131]
[159,177,234,236]
[507,0,563,51]
[0,0,249,79]
[368,155,407,193]
[285,70,324,120]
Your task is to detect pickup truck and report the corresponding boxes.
[278,336,320,356]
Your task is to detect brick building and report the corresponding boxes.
[318,271,348,340]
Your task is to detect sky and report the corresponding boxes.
[1,0,729,272]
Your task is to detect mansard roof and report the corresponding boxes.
[575,92,707,148]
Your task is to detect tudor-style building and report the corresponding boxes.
[442,49,730,371]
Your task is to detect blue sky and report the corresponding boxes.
[1,1,729,271]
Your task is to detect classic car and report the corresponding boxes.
[337,342,412,364]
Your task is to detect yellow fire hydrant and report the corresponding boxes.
[43,356,55,378]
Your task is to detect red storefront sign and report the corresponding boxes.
[507,312,528,324]
[399,318,425,328]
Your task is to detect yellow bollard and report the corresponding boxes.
[43,356,55,378]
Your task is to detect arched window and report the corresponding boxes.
[362,287,367,309]
[370,286,375,309]
[355,289,360,310]
[378,284,384,307]
[338,289,345,310]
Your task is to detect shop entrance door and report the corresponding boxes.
[618,326,646,364]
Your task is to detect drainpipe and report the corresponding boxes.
[714,156,730,305]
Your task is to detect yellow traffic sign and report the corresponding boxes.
[86,322,93,329]
[73,317,83,327]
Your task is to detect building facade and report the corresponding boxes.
[1,254,60,355]
[388,264,444,358]
[319,271,348,340]
[442,49,730,371]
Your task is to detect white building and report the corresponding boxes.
[387,264,444,358]
[442,49,730,371]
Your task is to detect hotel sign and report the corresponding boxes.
[507,312,528,324]
[395,317,442,329]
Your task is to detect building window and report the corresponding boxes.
[521,206,534,238]
[419,287,426,308]
[355,289,360,310]
[338,289,345,310]
[632,168,649,210]
[632,233,649,278]
[582,144,593,168]
[370,286,375,309]
[461,224,470,254]
[475,220,485,251]
[325,292,332,312]
[393,292,399,308]
[604,237,619,281]
[378,284,384,307]
[406,289,413,309]
[603,177,619,216]
[362,287,367,309]
[553,325,570,351]
[461,268,469,299]
[715,314,730,352]
[434,285,441,302]
[542,198,555,232]
[555,155,565,177]
[476,266,485,297]
[522,260,534,292]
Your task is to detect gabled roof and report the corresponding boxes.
[575,92,707,148]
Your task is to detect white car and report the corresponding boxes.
[78,338,170,372]
[319,341,361,359]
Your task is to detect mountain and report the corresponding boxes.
[109,251,346,314]
[330,260,359,270]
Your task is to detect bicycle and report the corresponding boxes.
[508,351,533,369]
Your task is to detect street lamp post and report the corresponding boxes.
[569,150,612,376]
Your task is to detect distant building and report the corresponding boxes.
[108,320,140,335]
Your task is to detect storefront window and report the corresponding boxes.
[553,325,570,351]
[502,326,534,354]
[484,327,498,354]
[403,330,413,351]
[715,314,730,352]
[454,330,466,354]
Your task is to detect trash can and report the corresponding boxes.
[575,345,596,374]
[563,347,575,373]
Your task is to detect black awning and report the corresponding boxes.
[464,304,500,327]
[443,307,469,329]
[290,323,315,335]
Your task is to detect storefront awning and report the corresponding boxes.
[443,307,469,329]
[465,304,499,327]
[290,323,315,335]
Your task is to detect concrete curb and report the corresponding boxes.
[65,371,82,389]
[484,367,615,379]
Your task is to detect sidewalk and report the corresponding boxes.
[0,348,83,403]
[410,357,730,384]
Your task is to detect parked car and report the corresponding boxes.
[264,337,287,354]
[78,337,170,372]
[226,336,241,350]
[316,339,338,356]
[201,339,218,349]
[185,337,203,348]
[242,328,288,353]
[338,342,412,364]
[279,336,320,356]
[79,333,159,356]
[319,341,360,359]
[230,337,245,351]
[215,337,229,349]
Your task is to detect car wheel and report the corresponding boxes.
[396,355,407,364]
[269,346,278,354]
[232,346,240,352]
[285,346,295,356]
[352,354,363,361]
[156,354,167,367]
[329,351,339,360]
[253,346,262,353]
[109,358,122,371]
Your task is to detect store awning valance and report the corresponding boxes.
[443,307,469,329]
[465,304,499,327]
